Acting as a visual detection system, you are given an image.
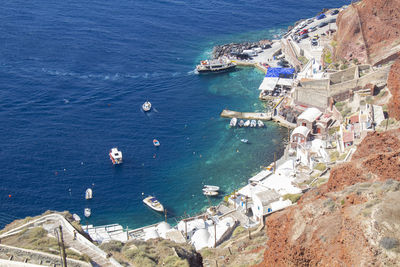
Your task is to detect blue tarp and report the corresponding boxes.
[265,67,295,78]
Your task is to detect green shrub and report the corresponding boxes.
[282,193,302,203]
[232,226,245,237]
[314,163,326,171]
[334,102,345,111]
[164,256,189,267]
[100,240,124,253]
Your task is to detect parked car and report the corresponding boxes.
[299,29,309,35]
[329,18,336,23]
[313,34,319,39]
[309,26,317,32]
[300,33,309,39]
[316,14,326,20]
[311,39,318,46]
[318,21,328,28]
[331,9,339,15]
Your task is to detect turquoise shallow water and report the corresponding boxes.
[0,0,349,229]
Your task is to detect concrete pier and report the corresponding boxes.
[220,109,272,120]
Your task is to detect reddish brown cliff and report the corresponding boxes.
[258,129,400,266]
[335,0,400,65]
[388,58,400,120]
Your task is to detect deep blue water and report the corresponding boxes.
[0,0,349,228]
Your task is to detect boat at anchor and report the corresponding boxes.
[230,118,237,127]
[143,195,164,212]
[196,58,236,73]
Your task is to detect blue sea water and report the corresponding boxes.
[0,0,350,228]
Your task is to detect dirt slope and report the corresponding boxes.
[257,129,400,266]
[335,0,400,65]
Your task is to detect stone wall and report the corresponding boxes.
[294,86,329,109]
[0,244,90,267]
[329,66,358,85]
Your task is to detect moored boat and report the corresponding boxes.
[203,190,219,196]
[109,147,123,165]
[244,120,250,127]
[250,120,257,128]
[203,185,220,191]
[257,120,265,127]
[142,101,152,112]
[84,208,91,218]
[230,117,237,127]
[153,139,160,147]
[196,58,236,74]
[143,195,164,212]
[240,139,249,144]
[85,188,93,200]
[238,120,245,127]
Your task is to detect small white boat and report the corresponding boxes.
[85,188,93,200]
[238,120,245,127]
[240,139,249,144]
[142,101,152,112]
[203,185,220,191]
[84,208,91,218]
[109,147,123,165]
[203,190,219,196]
[230,118,237,127]
[143,196,164,212]
[244,120,250,127]
[250,120,257,128]
[257,120,264,127]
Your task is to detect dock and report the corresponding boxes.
[220,109,272,120]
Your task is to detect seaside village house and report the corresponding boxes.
[232,159,300,223]
[291,107,323,148]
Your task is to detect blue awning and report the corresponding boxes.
[265,67,295,78]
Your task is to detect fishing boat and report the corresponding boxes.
[240,139,249,144]
[142,101,152,112]
[238,120,245,127]
[196,58,236,73]
[153,139,160,147]
[250,120,257,128]
[244,120,250,127]
[230,117,237,127]
[203,190,219,196]
[84,208,91,218]
[109,147,123,165]
[257,120,265,127]
[203,185,220,191]
[85,188,93,200]
[143,196,164,212]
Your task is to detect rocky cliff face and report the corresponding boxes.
[335,0,400,65]
[388,58,400,120]
[258,129,400,266]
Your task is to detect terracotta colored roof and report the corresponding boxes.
[343,131,354,143]
[349,114,359,124]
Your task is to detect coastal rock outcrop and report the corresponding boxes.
[258,129,400,266]
[334,0,400,65]
[387,58,400,120]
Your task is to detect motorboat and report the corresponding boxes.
[230,118,237,127]
[203,185,220,191]
[244,120,250,127]
[250,120,257,128]
[109,147,123,165]
[196,58,236,74]
[143,195,164,212]
[84,208,91,218]
[85,188,93,200]
[203,190,219,196]
[142,101,152,112]
[153,139,160,147]
[238,120,245,127]
[240,139,249,144]
[257,120,265,127]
